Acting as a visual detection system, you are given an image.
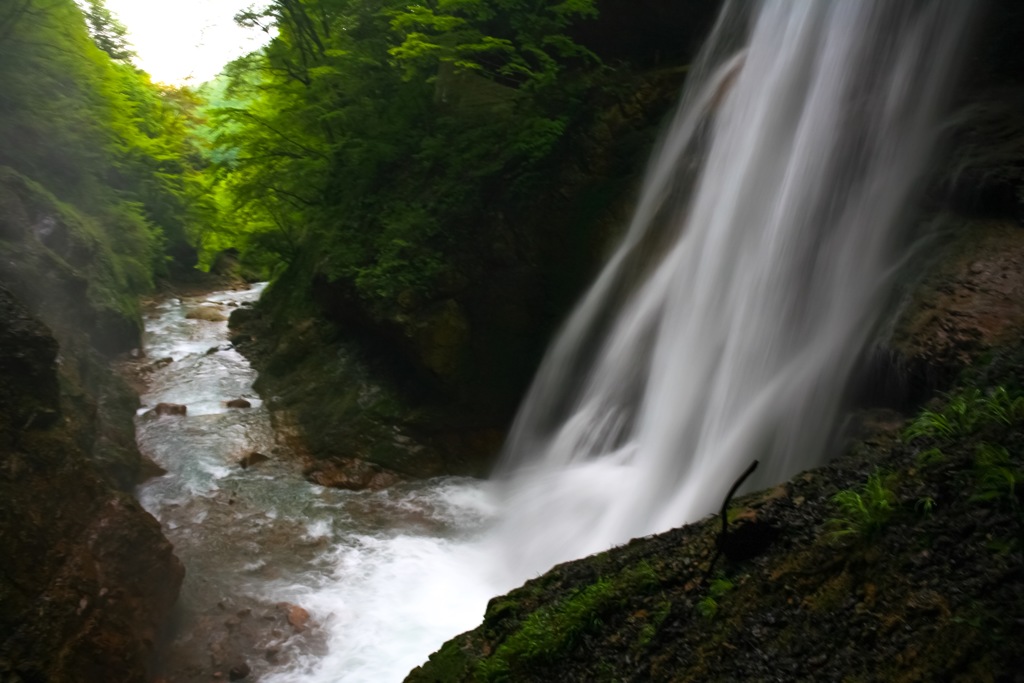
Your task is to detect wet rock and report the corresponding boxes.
[1,435,183,682]
[207,343,233,355]
[281,603,311,632]
[149,402,187,416]
[304,457,402,491]
[185,306,227,322]
[137,455,168,481]
[152,356,173,369]
[238,451,269,469]
[409,299,470,379]
[229,306,257,327]
[0,284,59,431]
[229,662,251,680]
[869,223,1024,407]
[0,174,182,683]
[225,398,252,409]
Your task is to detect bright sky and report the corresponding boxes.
[103,0,273,86]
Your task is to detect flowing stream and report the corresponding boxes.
[137,1,976,680]
[136,287,506,682]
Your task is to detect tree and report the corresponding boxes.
[82,0,135,62]
[0,0,218,282]
[0,0,33,42]
[201,0,603,301]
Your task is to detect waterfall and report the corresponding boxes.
[495,0,975,576]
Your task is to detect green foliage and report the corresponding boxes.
[915,447,948,468]
[903,387,1024,443]
[916,496,936,515]
[201,0,604,309]
[82,0,135,61]
[0,0,217,280]
[827,470,899,543]
[388,0,598,89]
[971,443,1022,508]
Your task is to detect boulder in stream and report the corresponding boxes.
[185,306,227,322]
[238,451,269,469]
[225,398,252,409]
[149,402,187,416]
[281,603,311,632]
[228,662,251,680]
[303,456,402,490]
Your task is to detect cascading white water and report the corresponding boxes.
[495,0,975,577]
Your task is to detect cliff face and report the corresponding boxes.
[0,170,183,682]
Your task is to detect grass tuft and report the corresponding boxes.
[827,470,899,543]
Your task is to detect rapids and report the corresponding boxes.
[136,287,504,682]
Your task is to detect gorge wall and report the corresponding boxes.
[0,170,182,682]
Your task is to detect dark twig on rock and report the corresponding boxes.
[705,459,759,582]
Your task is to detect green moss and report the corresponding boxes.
[476,576,615,681]
[0,168,151,354]
[635,600,672,650]
[482,600,519,630]
[475,562,661,681]
[696,573,735,621]
[408,638,477,682]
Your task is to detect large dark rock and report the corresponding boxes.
[0,167,143,359]
[857,221,1024,411]
[0,286,183,682]
[0,283,59,437]
[230,308,471,486]
[407,390,1024,682]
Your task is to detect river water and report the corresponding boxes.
[135,286,506,682]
